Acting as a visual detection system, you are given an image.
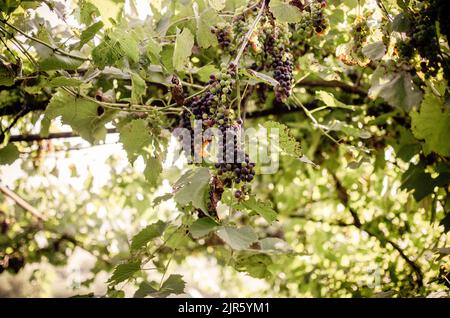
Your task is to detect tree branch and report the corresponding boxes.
[9,128,118,143]
[0,185,46,221]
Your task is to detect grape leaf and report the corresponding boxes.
[131,72,146,104]
[146,38,162,64]
[369,70,422,112]
[196,8,220,49]
[134,281,157,298]
[262,121,302,157]
[235,196,278,224]
[92,29,139,68]
[234,254,272,278]
[401,161,450,201]
[173,167,211,212]
[144,156,162,187]
[362,41,386,60]
[410,93,450,157]
[0,143,19,165]
[216,226,258,250]
[269,0,302,23]
[47,76,83,87]
[79,0,100,25]
[189,218,218,239]
[134,274,186,298]
[79,21,104,47]
[208,0,226,11]
[118,119,152,164]
[108,261,140,285]
[173,28,194,72]
[44,90,113,143]
[39,54,84,71]
[130,220,167,251]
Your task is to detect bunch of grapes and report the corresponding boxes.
[290,0,328,47]
[211,23,234,52]
[261,20,294,102]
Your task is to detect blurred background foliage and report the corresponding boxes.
[0,0,449,297]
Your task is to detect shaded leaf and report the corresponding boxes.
[216,226,258,250]
[108,261,140,285]
[173,28,194,72]
[130,220,167,251]
[189,218,218,239]
[0,143,19,165]
[173,167,211,212]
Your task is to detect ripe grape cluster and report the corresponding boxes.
[211,23,234,52]
[261,20,294,101]
[179,63,256,200]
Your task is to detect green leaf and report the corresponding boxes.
[79,21,104,47]
[118,119,152,164]
[144,156,162,187]
[108,261,140,285]
[164,226,188,249]
[173,167,211,212]
[362,41,386,61]
[47,76,83,87]
[269,0,302,23]
[92,29,139,68]
[401,161,450,201]
[158,274,186,298]
[234,254,272,278]
[109,29,139,63]
[173,28,194,72]
[130,220,167,251]
[197,65,219,82]
[189,218,218,239]
[208,0,226,11]
[196,9,219,49]
[369,70,422,112]
[262,121,302,157]
[0,143,19,165]
[391,13,411,32]
[39,54,84,71]
[44,90,113,143]
[153,193,174,205]
[131,73,146,104]
[410,93,450,157]
[145,38,162,64]
[79,0,100,25]
[216,226,258,250]
[134,281,157,298]
[134,275,186,298]
[236,196,278,224]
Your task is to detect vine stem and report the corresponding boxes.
[0,19,89,61]
[232,0,265,67]
[291,94,341,146]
